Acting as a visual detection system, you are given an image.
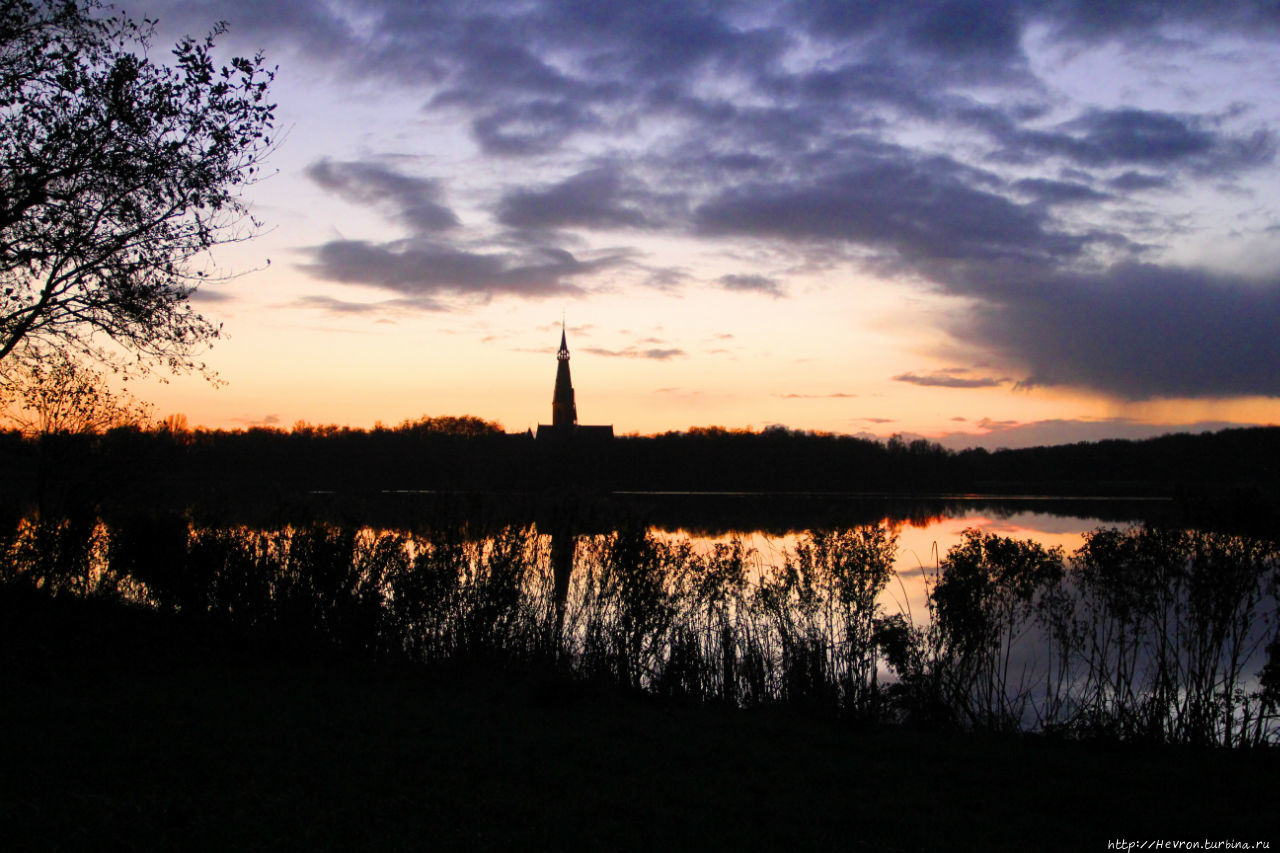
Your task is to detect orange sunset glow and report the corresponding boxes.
[23,1,1280,449]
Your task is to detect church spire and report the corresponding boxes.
[552,323,577,428]
[534,319,612,443]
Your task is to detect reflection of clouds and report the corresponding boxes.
[889,512,1104,620]
[922,510,1117,543]
[998,511,1111,536]
[668,510,1108,623]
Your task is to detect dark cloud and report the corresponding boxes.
[154,1,1280,93]
[719,274,785,297]
[695,146,1086,264]
[303,158,620,301]
[773,61,938,116]
[997,109,1276,175]
[291,295,383,314]
[427,39,585,104]
[906,0,1025,61]
[639,267,691,290]
[1044,0,1280,44]
[189,287,236,304]
[798,0,1027,69]
[946,261,1280,399]
[893,370,1009,389]
[497,167,656,230]
[471,100,600,156]
[154,0,1280,181]
[1108,171,1175,192]
[1014,177,1111,206]
[305,159,459,232]
[298,239,610,299]
[290,294,447,314]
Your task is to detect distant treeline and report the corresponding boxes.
[2,419,1278,511]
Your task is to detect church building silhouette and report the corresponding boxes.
[535,326,613,442]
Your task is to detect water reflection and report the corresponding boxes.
[653,509,1113,629]
[4,496,1276,747]
[549,524,574,638]
[139,490,1178,540]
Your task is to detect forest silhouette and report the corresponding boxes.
[4,419,1278,512]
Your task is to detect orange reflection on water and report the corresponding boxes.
[659,510,1116,625]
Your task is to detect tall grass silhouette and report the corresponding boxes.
[3,511,1277,746]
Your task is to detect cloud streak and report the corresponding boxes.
[583,346,686,360]
[299,239,618,299]
[777,392,857,399]
[305,159,459,232]
[933,418,1251,451]
[719,274,785,297]
[893,369,1009,390]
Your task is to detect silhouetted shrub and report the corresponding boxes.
[1072,527,1280,746]
[928,530,1065,730]
[10,511,103,594]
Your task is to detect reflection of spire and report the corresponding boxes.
[552,324,577,428]
[550,525,575,639]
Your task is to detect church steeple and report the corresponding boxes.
[535,320,612,443]
[552,323,577,428]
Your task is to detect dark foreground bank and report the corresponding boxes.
[1,590,1276,852]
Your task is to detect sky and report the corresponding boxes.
[116,0,1280,448]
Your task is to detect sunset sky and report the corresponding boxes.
[122,0,1280,448]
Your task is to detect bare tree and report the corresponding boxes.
[0,348,151,435]
[0,0,275,375]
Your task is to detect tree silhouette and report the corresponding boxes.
[0,0,276,375]
[396,415,505,437]
[1,349,151,435]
